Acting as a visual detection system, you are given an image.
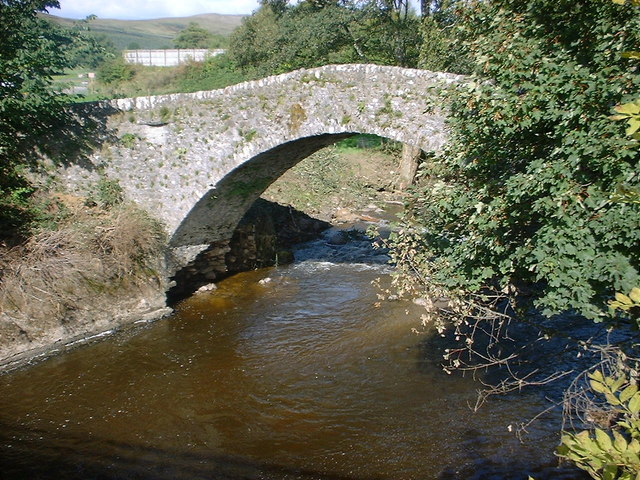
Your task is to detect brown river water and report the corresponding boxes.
[0,230,587,480]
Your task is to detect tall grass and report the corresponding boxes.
[92,55,247,99]
[0,198,165,324]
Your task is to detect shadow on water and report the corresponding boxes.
[0,422,386,480]
[416,305,617,395]
[413,311,620,480]
[0,420,589,480]
[436,454,589,480]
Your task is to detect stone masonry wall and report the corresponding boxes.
[54,64,463,276]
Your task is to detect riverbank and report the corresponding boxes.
[262,140,402,223]
[0,198,172,370]
[0,139,403,371]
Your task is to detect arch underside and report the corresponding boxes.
[166,111,446,274]
[168,133,355,266]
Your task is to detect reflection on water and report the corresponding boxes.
[0,233,585,479]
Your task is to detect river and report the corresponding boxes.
[0,226,586,479]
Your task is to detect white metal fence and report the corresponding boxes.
[123,49,225,67]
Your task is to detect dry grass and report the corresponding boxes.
[0,199,165,324]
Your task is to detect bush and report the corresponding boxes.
[558,368,640,480]
[92,178,124,208]
[397,0,640,321]
[174,55,246,92]
[97,56,135,85]
[0,1,71,236]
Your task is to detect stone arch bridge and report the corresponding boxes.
[59,64,462,290]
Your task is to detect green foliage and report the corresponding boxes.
[174,22,225,49]
[608,287,640,326]
[260,0,288,16]
[61,16,117,69]
[398,0,640,320]
[173,55,246,93]
[0,0,73,236]
[558,370,640,480]
[91,178,123,209]
[611,99,640,140]
[158,106,171,123]
[364,1,420,67]
[334,134,403,157]
[241,129,257,142]
[96,56,135,84]
[418,1,471,74]
[119,133,138,148]
[0,181,36,237]
[335,134,384,150]
[228,1,421,77]
[228,5,296,77]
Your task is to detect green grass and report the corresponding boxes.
[53,68,86,85]
[53,68,113,102]
[62,54,247,101]
[53,68,99,97]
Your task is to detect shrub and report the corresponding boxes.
[395,0,640,321]
[558,368,640,480]
[97,56,135,85]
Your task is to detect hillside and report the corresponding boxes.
[44,13,245,50]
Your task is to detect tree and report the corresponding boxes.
[96,56,135,84]
[174,54,247,93]
[230,2,360,76]
[63,16,117,69]
[174,22,215,49]
[356,0,420,67]
[260,0,288,15]
[418,0,471,74]
[391,0,640,322]
[0,0,70,235]
[228,5,282,76]
[229,1,422,76]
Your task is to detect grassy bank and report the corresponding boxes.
[263,137,403,220]
[70,54,247,100]
[0,191,168,363]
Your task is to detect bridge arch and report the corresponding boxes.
[170,133,353,248]
[59,64,462,277]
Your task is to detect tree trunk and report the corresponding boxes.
[420,0,429,18]
[398,143,421,190]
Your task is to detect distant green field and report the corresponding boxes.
[44,13,245,50]
[52,68,106,101]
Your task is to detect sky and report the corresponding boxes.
[53,0,262,19]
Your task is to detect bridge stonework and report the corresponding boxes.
[57,64,461,282]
